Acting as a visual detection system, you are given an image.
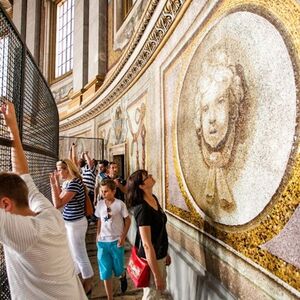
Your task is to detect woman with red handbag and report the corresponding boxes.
[126,170,171,300]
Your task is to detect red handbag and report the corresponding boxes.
[127,246,150,288]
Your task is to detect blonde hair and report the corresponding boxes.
[56,158,82,180]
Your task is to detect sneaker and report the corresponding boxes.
[120,272,128,293]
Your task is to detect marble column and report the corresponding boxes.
[25,0,41,62]
[12,0,27,42]
[88,0,107,82]
[41,0,52,81]
[73,0,89,92]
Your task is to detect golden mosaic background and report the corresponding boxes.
[165,0,300,291]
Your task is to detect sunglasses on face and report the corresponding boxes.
[142,173,152,183]
[104,206,111,222]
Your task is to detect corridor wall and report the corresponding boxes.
[59,0,300,299]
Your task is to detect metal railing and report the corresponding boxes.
[0,5,59,299]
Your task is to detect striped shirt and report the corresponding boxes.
[62,178,86,221]
[82,164,97,192]
[0,174,87,300]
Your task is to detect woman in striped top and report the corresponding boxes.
[50,159,94,295]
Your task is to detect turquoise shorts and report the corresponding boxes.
[97,240,125,280]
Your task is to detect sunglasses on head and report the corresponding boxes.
[104,206,111,222]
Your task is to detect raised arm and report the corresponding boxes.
[115,179,127,194]
[83,151,93,169]
[1,102,51,211]
[1,102,28,175]
[70,143,78,166]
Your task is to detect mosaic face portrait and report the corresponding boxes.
[195,55,243,150]
[193,48,246,211]
[199,83,230,150]
[175,11,298,226]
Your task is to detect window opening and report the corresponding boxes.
[55,0,74,78]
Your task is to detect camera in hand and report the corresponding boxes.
[117,177,126,185]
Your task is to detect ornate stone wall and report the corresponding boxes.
[162,0,300,295]
[60,0,300,298]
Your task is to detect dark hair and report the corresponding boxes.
[99,159,109,167]
[92,159,98,167]
[126,169,148,208]
[109,161,118,167]
[0,172,29,208]
[79,158,86,168]
[100,179,116,191]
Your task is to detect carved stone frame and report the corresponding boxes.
[108,142,128,179]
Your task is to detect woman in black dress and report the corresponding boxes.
[126,170,171,300]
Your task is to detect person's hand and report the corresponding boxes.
[114,178,120,187]
[117,237,125,247]
[49,172,56,185]
[165,254,171,266]
[49,171,59,185]
[1,101,18,134]
[154,275,165,291]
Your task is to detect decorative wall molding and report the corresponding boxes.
[113,0,148,51]
[52,81,73,103]
[60,0,189,131]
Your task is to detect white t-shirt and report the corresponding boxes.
[0,174,87,300]
[95,198,129,242]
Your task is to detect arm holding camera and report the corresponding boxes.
[114,177,127,194]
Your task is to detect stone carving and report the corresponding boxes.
[127,102,146,171]
[111,103,127,145]
[99,128,111,159]
[52,81,73,103]
[114,0,148,51]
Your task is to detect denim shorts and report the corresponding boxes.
[97,240,125,280]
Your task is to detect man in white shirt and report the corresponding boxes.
[0,101,88,300]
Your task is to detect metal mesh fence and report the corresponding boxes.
[59,136,104,162]
[0,5,59,299]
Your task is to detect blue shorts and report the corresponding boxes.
[97,240,125,280]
